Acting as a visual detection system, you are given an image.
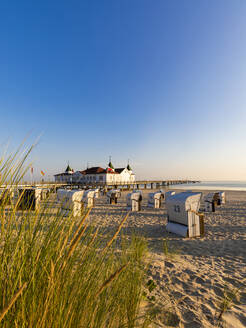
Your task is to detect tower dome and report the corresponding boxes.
[65,164,73,173]
[127,163,132,171]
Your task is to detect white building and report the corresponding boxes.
[54,164,74,183]
[55,161,135,185]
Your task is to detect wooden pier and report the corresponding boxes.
[0,180,199,192]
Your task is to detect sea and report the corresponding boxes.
[168,181,246,192]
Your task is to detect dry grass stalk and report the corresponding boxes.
[81,227,99,262]
[96,264,128,297]
[102,212,130,253]
[0,283,27,322]
[60,222,89,272]
[68,207,92,247]
[217,286,240,322]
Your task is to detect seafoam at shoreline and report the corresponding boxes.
[168,181,246,192]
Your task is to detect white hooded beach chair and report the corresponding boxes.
[204,192,220,212]
[91,188,100,199]
[57,189,84,217]
[106,189,121,204]
[126,191,142,211]
[166,192,204,238]
[17,188,42,211]
[218,192,226,205]
[57,189,69,202]
[204,193,215,212]
[83,190,95,208]
[41,188,50,200]
[148,191,164,208]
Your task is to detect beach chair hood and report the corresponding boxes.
[166,192,201,226]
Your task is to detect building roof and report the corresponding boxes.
[79,167,106,175]
[127,164,132,171]
[78,166,128,175]
[108,161,114,169]
[65,164,73,173]
[54,172,73,176]
[115,168,125,174]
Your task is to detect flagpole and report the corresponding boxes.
[30,166,34,186]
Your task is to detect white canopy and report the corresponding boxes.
[57,189,68,201]
[167,192,201,211]
[69,190,84,202]
[148,191,164,201]
[88,188,99,197]
[83,190,95,200]
[204,192,219,202]
[107,189,121,197]
[166,192,201,226]
[19,187,42,199]
[127,191,142,201]
[57,189,84,202]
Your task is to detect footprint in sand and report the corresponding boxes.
[158,311,180,327]
[213,285,224,297]
[195,276,205,285]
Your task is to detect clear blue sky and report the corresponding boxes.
[1,0,246,180]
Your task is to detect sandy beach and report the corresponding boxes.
[86,189,246,328]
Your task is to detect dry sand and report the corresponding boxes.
[87,189,246,327]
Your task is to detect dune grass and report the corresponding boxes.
[0,146,150,328]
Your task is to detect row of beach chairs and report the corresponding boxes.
[0,187,48,210]
[107,190,225,212]
[56,188,100,217]
[106,190,226,238]
[0,187,226,239]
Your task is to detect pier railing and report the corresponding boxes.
[0,180,199,191]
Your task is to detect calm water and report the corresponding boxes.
[169,181,246,191]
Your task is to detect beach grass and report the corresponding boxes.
[0,146,150,327]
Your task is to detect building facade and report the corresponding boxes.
[54,164,74,183]
[54,162,135,185]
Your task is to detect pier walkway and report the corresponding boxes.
[0,180,199,191]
